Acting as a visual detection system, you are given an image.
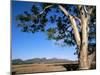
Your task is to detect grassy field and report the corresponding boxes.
[12,62,78,74]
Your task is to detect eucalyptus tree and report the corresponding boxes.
[16,2,96,69]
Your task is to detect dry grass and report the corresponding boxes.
[12,63,68,74]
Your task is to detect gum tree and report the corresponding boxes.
[16,2,96,69]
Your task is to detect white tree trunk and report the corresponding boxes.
[79,17,89,69]
[59,5,91,69]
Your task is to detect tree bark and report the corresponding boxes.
[79,18,89,69]
[79,6,95,69]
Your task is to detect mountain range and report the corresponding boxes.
[12,58,75,65]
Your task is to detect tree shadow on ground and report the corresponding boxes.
[62,64,79,71]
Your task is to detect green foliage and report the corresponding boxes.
[31,5,39,15]
[16,3,96,48]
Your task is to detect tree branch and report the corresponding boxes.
[58,5,81,23]
[88,6,95,20]
[58,5,81,48]
[73,16,81,23]
[33,5,53,18]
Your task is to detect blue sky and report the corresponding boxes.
[12,1,77,60]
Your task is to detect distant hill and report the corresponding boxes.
[12,59,24,65]
[12,58,76,65]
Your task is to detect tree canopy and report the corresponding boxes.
[16,2,96,55]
